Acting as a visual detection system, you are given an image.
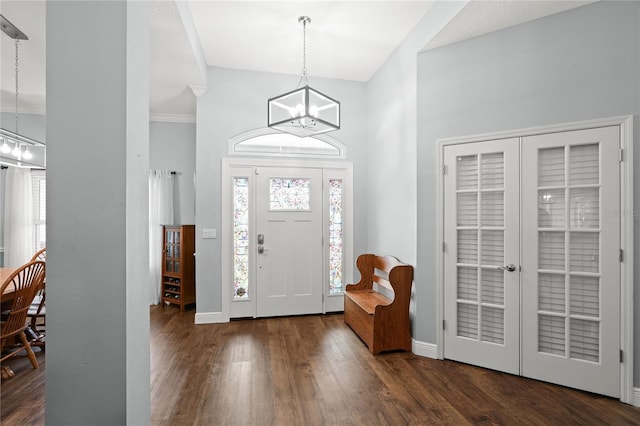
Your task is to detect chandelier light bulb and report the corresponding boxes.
[23,146,33,160]
[12,143,22,158]
[0,138,10,153]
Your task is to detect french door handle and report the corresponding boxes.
[498,264,517,272]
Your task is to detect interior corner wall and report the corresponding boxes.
[150,121,196,224]
[195,67,367,315]
[417,0,640,383]
[365,0,469,332]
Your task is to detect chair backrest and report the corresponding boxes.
[1,260,46,340]
[30,248,46,262]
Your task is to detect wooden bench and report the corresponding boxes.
[344,254,414,354]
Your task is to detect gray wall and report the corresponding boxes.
[195,66,367,315]
[417,1,640,384]
[150,121,196,224]
[46,1,150,424]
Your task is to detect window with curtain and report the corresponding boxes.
[31,170,46,252]
[149,170,175,305]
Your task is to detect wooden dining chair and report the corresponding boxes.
[27,248,46,334]
[1,260,46,379]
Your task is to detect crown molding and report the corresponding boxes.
[2,104,197,124]
[1,104,46,115]
[149,112,196,124]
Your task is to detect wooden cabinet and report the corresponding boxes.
[162,225,195,312]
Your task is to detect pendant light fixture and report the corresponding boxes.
[268,16,340,137]
[0,14,46,169]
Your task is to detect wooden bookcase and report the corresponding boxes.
[161,225,195,312]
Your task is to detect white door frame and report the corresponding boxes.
[221,157,354,321]
[436,115,634,403]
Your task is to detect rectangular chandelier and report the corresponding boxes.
[268,85,340,138]
[0,128,46,169]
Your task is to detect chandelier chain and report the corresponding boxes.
[15,38,20,134]
[301,17,309,85]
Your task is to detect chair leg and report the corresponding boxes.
[18,331,39,370]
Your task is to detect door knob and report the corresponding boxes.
[498,264,517,272]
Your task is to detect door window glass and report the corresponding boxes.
[234,177,250,299]
[269,178,310,210]
[329,179,343,295]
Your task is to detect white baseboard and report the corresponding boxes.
[633,387,640,407]
[412,339,438,359]
[194,311,225,324]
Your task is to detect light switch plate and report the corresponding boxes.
[202,228,217,239]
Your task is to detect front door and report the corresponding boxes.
[255,167,323,317]
[443,126,621,397]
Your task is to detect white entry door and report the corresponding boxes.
[255,167,323,317]
[443,126,621,397]
[443,138,521,374]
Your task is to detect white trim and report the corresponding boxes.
[437,115,634,145]
[149,112,196,124]
[1,103,46,115]
[228,128,347,159]
[435,138,445,361]
[194,311,224,324]
[633,388,640,407]
[436,115,634,403]
[412,339,438,359]
[619,116,634,404]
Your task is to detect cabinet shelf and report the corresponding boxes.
[161,225,195,312]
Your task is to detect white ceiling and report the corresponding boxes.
[1,0,594,121]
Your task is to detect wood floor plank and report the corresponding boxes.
[2,307,640,425]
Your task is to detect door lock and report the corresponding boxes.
[498,264,517,272]
[257,234,264,244]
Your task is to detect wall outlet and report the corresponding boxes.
[202,229,216,239]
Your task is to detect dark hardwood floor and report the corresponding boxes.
[3,306,640,425]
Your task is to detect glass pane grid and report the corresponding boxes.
[457,267,478,301]
[480,269,504,305]
[539,273,566,313]
[480,306,504,344]
[480,191,504,227]
[569,144,599,186]
[456,155,478,190]
[480,153,504,189]
[569,318,600,362]
[457,303,478,339]
[457,230,478,264]
[457,193,478,226]
[570,187,599,229]
[539,314,566,356]
[569,275,599,318]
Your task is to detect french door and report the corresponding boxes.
[443,126,621,397]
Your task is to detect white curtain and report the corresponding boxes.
[149,170,175,305]
[3,167,33,267]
